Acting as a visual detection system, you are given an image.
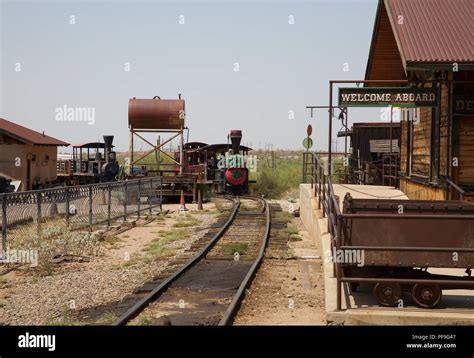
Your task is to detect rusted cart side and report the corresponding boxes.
[339,193,474,308]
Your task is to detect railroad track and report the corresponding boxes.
[113,195,271,326]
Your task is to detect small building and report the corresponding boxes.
[0,118,69,191]
[365,0,474,201]
[339,122,401,186]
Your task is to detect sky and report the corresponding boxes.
[0,0,380,152]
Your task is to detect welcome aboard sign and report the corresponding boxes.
[338,87,439,107]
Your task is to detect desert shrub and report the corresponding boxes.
[11,225,103,276]
[251,154,302,198]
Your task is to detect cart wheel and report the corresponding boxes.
[374,282,402,307]
[411,284,442,308]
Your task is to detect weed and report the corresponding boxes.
[278,226,299,241]
[96,311,118,325]
[220,242,248,255]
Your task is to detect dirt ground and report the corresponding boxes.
[0,202,221,325]
[234,199,326,325]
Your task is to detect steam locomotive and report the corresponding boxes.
[179,130,253,195]
[57,135,120,185]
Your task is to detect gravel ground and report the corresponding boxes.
[0,203,219,325]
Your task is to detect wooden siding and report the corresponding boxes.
[400,119,408,174]
[399,177,445,200]
[439,81,450,178]
[411,107,432,177]
[458,116,474,184]
[366,4,406,84]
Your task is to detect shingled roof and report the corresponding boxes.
[0,117,69,146]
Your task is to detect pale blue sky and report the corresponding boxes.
[0,0,379,151]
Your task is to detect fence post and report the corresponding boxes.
[123,181,128,222]
[159,178,163,211]
[137,180,141,218]
[107,184,112,227]
[88,186,93,232]
[149,178,152,215]
[322,175,326,218]
[317,166,321,210]
[2,194,7,252]
[65,187,70,228]
[36,192,42,236]
[336,216,343,311]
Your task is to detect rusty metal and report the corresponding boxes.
[411,283,442,308]
[128,95,186,176]
[128,98,185,130]
[342,277,474,287]
[341,194,474,268]
[374,282,402,307]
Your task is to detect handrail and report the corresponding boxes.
[445,178,465,200]
[304,151,346,311]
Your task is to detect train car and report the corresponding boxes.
[57,135,120,185]
[340,193,474,308]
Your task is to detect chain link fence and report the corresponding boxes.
[1,177,163,249]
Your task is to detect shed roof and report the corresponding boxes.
[0,117,69,146]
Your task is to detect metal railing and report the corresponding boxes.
[304,152,343,305]
[445,178,465,201]
[1,177,163,250]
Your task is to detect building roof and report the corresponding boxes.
[338,122,400,137]
[385,0,473,64]
[353,122,401,128]
[72,142,114,149]
[198,144,252,153]
[0,117,69,146]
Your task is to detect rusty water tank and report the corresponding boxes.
[128,96,185,130]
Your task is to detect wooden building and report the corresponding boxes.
[365,0,474,201]
[339,122,401,186]
[0,118,69,191]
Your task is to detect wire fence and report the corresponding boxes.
[1,177,163,249]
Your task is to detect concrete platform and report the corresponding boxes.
[300,183,474,325]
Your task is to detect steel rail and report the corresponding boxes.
[218,196,271,326]
[112,195,240,326]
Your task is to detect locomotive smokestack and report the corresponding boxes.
[103,135,114,162]
[230,130,242,154]
[103,135,114,150]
